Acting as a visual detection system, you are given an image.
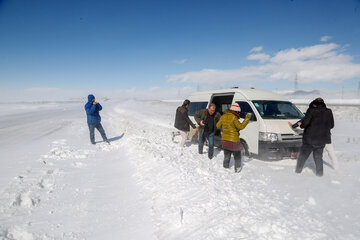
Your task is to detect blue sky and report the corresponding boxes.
[0,0,360,100]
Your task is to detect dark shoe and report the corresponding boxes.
[91,142,96,145]
[198,147,203,154]
[235,166,242,173]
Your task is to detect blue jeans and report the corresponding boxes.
[88,123,108,144]
[198,132,215,159]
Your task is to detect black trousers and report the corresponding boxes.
[296,143,325,176]
[223,149,241,169]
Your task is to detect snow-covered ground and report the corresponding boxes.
[1,99,360,239]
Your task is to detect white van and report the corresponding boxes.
[188,88,304,160]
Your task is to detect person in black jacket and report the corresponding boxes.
[289,99,338,170]
[295,98,334,176]
[172,99,198,147]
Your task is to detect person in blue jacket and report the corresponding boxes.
[84,94,109,144]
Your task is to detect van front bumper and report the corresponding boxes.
[258,139,302,160]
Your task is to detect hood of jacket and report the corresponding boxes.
[223,109,240,119]
[88,94,95,103]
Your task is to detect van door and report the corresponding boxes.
[210,93,235,115]
[236,101,259,155]
[210,93,235,144]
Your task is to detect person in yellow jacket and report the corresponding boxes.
[216,103,251,172]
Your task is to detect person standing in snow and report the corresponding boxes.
[288,98,338,170]
[194,103,221,159]
[172,99,198,147]
[84,94,109,145]
[216,103,251,172]
[294,98,334,176]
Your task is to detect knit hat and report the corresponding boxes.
[230,103,241,112]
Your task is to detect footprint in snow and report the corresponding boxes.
[307,197,316,205]
[72,161,86,168]
[269,166,285,171]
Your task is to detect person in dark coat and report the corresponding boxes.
[84,94,109,145]
[295,98,334,176]
[194,103,221,159]
[288,99,338,170]
[172,99,197,147]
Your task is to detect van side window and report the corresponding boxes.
[188,102,208,116]
[236,101,257,121]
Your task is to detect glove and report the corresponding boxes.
[245,113,252,120]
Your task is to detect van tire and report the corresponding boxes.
[240,139,250,157]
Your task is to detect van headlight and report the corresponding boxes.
[259,132,278,142]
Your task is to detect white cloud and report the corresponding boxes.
[271,43,339,63]
[320,35,333,42]
[250,46,263,52]
[167,67,266,84]
[173,59,188,64]
[26,87,61,92]
[149,86,160,91]
[167,42,360,85]
[247,53,271,63]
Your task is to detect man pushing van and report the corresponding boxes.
[293,98,334,176]
[194,103,221,159]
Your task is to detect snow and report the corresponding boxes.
[1,99,360,239]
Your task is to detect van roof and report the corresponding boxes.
[189,88,287,101]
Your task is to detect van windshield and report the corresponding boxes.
[252,101,304,119]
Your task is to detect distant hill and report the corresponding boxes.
[283,90,321,97]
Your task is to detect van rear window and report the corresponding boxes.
[188,102,208,116]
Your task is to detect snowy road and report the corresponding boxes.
[1,100,360,239]
[0,102,155,239]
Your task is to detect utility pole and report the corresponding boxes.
[197,83,200,92]
[294,73,298,91]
